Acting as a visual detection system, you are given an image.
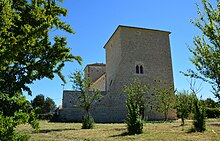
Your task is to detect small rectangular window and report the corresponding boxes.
[136,65,139,74]
[140,65,143,74]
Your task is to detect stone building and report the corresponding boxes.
[58,25,176,122]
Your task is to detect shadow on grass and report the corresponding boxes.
[35,128,78,133]
[144,120,175,124]
[110,132,131,137]
[186,127,206,133]
[209,123,220,127]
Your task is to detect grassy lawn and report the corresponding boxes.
[16,119,220,141]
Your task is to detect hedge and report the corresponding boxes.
[206,108,220,118]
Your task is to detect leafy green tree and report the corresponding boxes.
[31,94,45,114]
[31,94,56,114]
[70,70,102,129]
[44,97,56,113]
[123,79,147,134]
[176,91,195,126]
[0,0,81,139]
[203,98,220,118]
[203,98,218,108]
[184,0,220,100]
[151,80,175,121]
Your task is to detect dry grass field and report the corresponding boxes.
[16,119,220,141]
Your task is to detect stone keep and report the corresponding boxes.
[58,25,176,122]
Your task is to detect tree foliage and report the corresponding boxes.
[123,80,147,134]
[31,94,56,115]
[0,0,81,139]
[203,98,219,108]
[151,80,175,121]
[31,94,45,112]
[0,94,39,140]
[176,91,195,125]
[70,70,102,129]
[184,0,220,99]
[0,0,81,96]
[44,97,56,113]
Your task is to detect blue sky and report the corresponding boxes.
[26,0,217,106]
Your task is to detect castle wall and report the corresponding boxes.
[62,90,81,109]
[59,90,127,122]
[62,90,107,109]
[59,26,176,122]
[59,90,174,122]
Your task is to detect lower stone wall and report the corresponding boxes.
[58,106,127,123]
[59,90,177,122]
[58,105,176,123]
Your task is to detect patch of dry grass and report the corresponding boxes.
[16,119,220,141]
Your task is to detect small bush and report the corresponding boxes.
[126,101,143,134]
[126,115,143,135]
[206,108,220,118]
[124,80,145,135]
[192,99,206,132]
[82,114,94,129]
[0,114,30,141]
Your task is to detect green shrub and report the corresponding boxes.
[192,99,206,132]
[126,99,143,134]
[206,108,220,118]
[82,114,94,129]
[126,112,143,135]
[124,80,145,134]
[0,115,14,141]
[0,113,30,141]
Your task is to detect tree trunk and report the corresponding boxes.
[164,111,167,121]
[181,116,185,126]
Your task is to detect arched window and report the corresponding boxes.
[140,65,143,74]
[136,65,139,74]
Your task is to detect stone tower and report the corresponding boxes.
[84,63,106,83]
[105,25,173,94]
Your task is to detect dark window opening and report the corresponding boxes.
[140,65,143,74]
[69,101,71,103]
[136,65,139,74]
[109,80,113,86]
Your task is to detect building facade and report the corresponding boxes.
[58,25,176,122]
